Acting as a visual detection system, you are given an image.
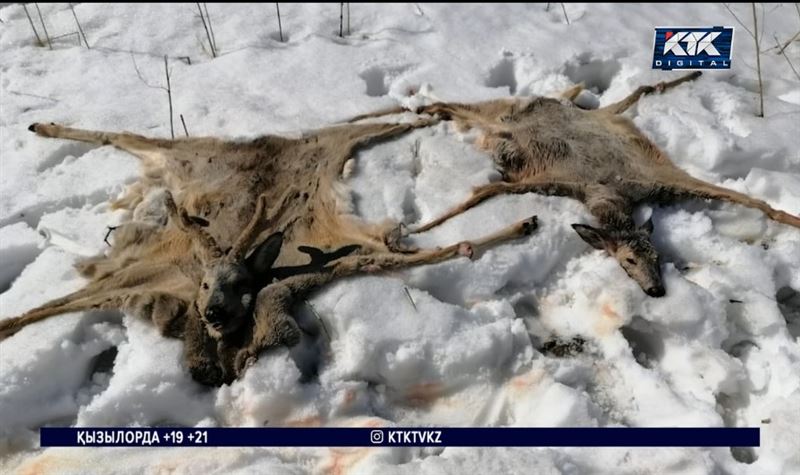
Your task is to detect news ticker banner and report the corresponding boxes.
[41,427,760,448]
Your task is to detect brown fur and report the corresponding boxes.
[356,71,800,296]
[0,119,538,386]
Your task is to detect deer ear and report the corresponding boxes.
[640,217,654,234]
[571,224,611,251]
[246,232,283,274]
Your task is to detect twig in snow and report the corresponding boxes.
[180,114,189,137]
[164,56,174,139]
[545,3,551,12]
[196,3,216,57]
[752,3,764,117]
[306,301,331,342]
[202,3,217,51]
[131,54,175,137]
[50,31,80,44]
[34,3,52,49]
[8,90,58,102]
[131,54,164,90]
[69,3,90,48]
[771,30,800,54]
[413,3,424,16]
[347,3,351,36]
[276,3,284,42]
[775,35,800,81]
[723,3,755,40]
[22,5,43,46]
[560,3,570,24]
[403,286,418,312]
[339,3,344,38]
[410,138,421,159]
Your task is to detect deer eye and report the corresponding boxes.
[626,258,636,265]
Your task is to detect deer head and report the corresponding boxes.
[166,190,295,338]
[572,219,665,298]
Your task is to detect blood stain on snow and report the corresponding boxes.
[595,301,625,336]
[403,381,445,407]
[285,414,323,427]
[507,368,546,394]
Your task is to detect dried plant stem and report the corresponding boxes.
[197,3,216,57]
[775,35,800,81]
[339,3,344,37]
[180,114,189,137]
[752,3,764,117]
[22,5,44,46]
[560,3,570,24]
[34,3,52,50]
[403,286,417,312]
[723,3,755,39]
[203,3,217,51]
[69,3,90,48]
[164,56,174,139]
[276,3,284,42]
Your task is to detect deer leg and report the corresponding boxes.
[28,122,176,150]
[659,177,800,229]
[348,119,439,148]
[0,290,122,340]
[231,214,539,378]
[416,102,507,132]
[402,179,582,237]
[325,214,538,287]
[599,71,702,114]
[328,119,440,174]
[182,307,229,386]
[125,292,189,339]
[232,284,301,377]
[346,105,413,123]
[345,100,478,123]
[27,122,196,170]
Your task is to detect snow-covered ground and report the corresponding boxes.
[1,3,799,474]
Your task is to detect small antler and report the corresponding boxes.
[229,187,299,262]
[164,191,224,260]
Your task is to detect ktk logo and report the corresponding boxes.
[652,27,733,70]
[663,31,722,56]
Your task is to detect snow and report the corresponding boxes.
[1,3,799,474]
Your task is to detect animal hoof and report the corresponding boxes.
[384,224,403,245]
[522,216,538,235]
[278,318,301,347]
[362,264,381,273]
[457,242,474,259]
[385,224,417,253]
[233,352,251,375]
